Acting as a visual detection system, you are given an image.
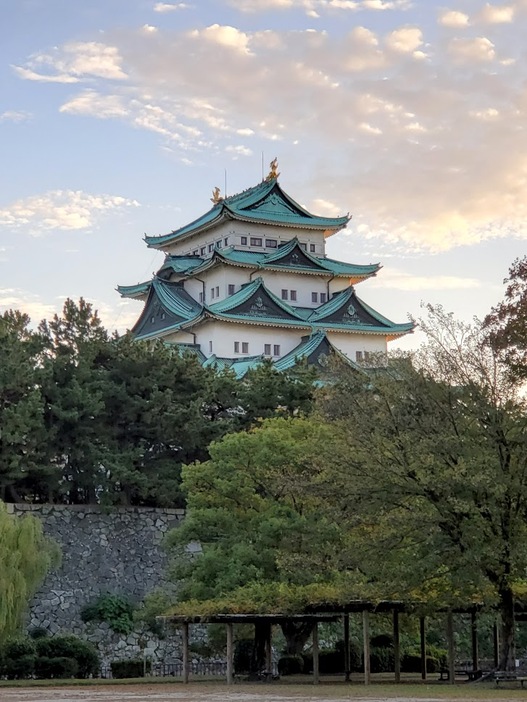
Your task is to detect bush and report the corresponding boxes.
[110,659,151,679]
[81,593,135,635]
[1,654,36,680]
[401,652,440,673]
[35,656,79,679]
[278,654,304,675]
[35,635,99,678]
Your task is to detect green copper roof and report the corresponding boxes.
[203,353,264,378]
[145,179,350,248]
[274,331,360,372]
[132,279,203,341]
[117,281,152,299]
[156,241,379,280]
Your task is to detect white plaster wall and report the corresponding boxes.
[326,332,387,362]
[256,269,330,308]
[162,330,196,344]
[163,221,329,258]
[195,320,306,359]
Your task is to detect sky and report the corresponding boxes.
[2,0,527,350]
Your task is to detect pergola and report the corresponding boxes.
[162,600,494,685]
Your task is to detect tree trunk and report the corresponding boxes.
[498,586,516,671]
[280,621,314,655]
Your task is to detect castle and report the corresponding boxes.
[119,161,413,374]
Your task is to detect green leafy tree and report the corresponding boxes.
[0,311,46,501]
[485,256,527,379]
[0,501,59,640]
[165,417,346,654]
[319,306,527,671]
[38,298,111,503]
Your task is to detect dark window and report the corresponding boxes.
[311,292,318,303]
[240,236,248,245]
[200,247,206,255]
[242,342,249,354]
[265,239,277,248]
[356,351,363,362]
[217,240,222,249]
[210,288,215,299]
[320,292,327,304]
[364,351,371,362]
[150,316,155,324]
[309,244,316,253]
[234,341,240,353]
[198,291,204,303]
[250,237,263,247]
[224,237,229,247]
[300,243,307,251]
[264,344,271,355]
[228,284,235,295]
[290,290,297,302]
[273,344,280,356]
[209,340,213,353]
[281,289,288,300]
[215,286,219,297]
[192,250,198,256]
[208,243,214,253]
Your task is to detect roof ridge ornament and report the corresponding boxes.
[211,187,223,204]
[265,157,280,181]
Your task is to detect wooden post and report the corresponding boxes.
[493,619,500,668]
[226,622,234,685]
[447,611,455,685]
[419,616,427,681]
[471,611,479,674]
[312,621,320,685]
[265,621,272,673]
[393,610,401,684]
[343,614,351,682]
[182,622,189,684]
[363,610,370,686]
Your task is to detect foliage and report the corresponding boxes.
[81,594,135,634]
[34,635,99,678]
[110,659,151,679]
[0,502,60,639]
[34,656,79,679]
[0,298,316,506]
[277,654,304,675]
[318,305,527,669]
[484,256,527,379]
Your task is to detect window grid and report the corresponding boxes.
[320,293,327,304]
[273,344,280,356]
[228,284,235,295]
[265,239,277,248]
[290,290,297,302]
[312,292,318,303]
[309,244,316,253]
[264,344,271,355]
[242,342,249,354]
[250,237,263,247]
[240,236,248,245]
[234,341,240,353]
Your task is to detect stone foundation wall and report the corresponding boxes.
[8,503,189,668]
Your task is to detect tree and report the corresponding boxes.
[0,501,59,640]
[319,306,527,670]
[0,311,46,502]
[164,417,347,655]
[485,256,527,379]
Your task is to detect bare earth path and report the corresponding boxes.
[1,684,526,702]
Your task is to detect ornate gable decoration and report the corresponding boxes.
[318,291,384,327]
[225,287,297,321]
[266,243,322,270]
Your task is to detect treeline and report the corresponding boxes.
[0,298,315,506]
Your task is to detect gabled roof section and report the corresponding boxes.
[207,277,306,325]
[203,354,264,379]
[144,179,350,249]
[274,331,358,372]
[309,287,415,336]
[117,281,152,299]
[187,242,379,281]
[157,254,204,279]
[132,279,203,340]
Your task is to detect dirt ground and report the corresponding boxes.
[0,683,525,702]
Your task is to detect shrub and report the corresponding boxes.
[401,652,439,673]
[81,593,135,634]
[35,635,99,678]
[278,654,304,675]
[29,627,49,640]
[110,659,151,679]
[35,656,79,679]
[370,646,395,673]
[1,654,36,679]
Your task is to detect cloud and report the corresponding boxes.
[226,0,410,13]
[374,269,482,291]
[153,2,191,11]
[0,289,56,323]
[0,191,139,234]
[15,15,527,253]
[13,42,127,83]
[478,3,515,23]
[438,9,470,27]
[0,110,31,123]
